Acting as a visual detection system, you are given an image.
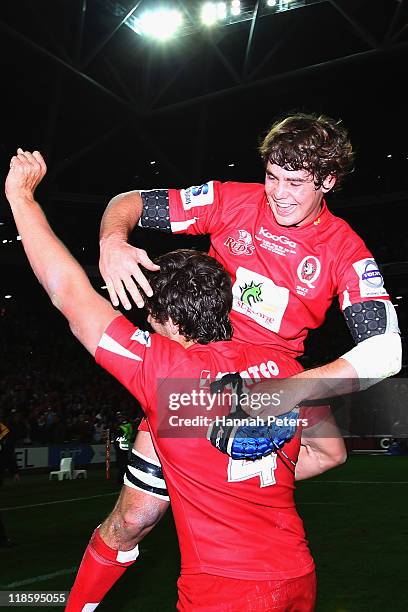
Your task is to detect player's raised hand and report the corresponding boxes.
[99,237,159,310]
[5,149,47,201]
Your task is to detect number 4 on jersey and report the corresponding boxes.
[228,454,277,487]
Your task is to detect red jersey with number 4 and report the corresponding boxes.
[96,316,317,580]
[155,182,389,356]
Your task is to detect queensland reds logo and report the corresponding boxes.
[297,256,321,288]
[224,230,255,256]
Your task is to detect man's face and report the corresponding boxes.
[264,162,335,227]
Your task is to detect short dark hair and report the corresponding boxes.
[145,250,233,344]
[259,112,354,190]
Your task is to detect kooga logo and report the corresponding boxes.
[258,227,296,249]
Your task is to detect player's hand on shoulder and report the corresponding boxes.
[6,149,47,201]
[99,238,160,310]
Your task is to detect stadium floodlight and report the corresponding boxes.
[231,0,241,16]
[136,8,183,41]
[105,0,328,38]
[217,2,227,20]
[201,1,229,25]
[201,2,218,26]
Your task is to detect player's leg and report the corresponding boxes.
[66,430,170,612]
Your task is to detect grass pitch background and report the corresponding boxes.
[1,455,407,611]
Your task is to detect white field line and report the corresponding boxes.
[2,549,149,588]
[2,481,406,587]
[0,492,117,511]
[304,480,408,484]
[4,568,78,588]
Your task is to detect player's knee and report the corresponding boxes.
[121,496,167,534]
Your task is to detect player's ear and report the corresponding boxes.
[321,174,336,193]
[168,318,179,335]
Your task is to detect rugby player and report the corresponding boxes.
[90,112,401,607]
[6,150,347,611]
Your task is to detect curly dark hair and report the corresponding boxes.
[144,250,233,344]
[259,112,355,190]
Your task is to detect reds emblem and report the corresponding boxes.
[297,256,321,288]
[224,230,255,256]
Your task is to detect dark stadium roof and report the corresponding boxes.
[1,1,407,286]
[1,0,407,197]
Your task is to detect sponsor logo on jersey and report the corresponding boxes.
[255,226,296,256]
[296,256,321,289]
[232,267,289,333]
[224,229,255,256]
[215,361,280,385]
[130,329,151,347]
[361,260,383,288]
[240,281,263,306]
[180,181,214,210]
[352,258,388,298]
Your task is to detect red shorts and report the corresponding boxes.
[177,571,316,611]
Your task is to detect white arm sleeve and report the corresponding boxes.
[341,332,402,390]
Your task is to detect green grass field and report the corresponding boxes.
[1,455,407,611]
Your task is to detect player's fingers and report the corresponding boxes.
[32,150,47,173]
[9,155,20,168]
[122,276,146,309]
[16,148,35,164]
[131,270,153,299]
[112,278,133,311]
[16,149,41,173]
[104,278,120,308]
[137,250,160,272]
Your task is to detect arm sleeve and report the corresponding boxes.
[139,181,264,236]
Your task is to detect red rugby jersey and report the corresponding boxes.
[141,181,389,356]
[96,316,316,580]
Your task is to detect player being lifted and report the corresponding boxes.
[6,150,349,611]
[92,111,402,599]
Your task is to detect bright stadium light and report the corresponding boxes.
[201,2,218,25]
[267,0,277,7]
[231,0,241,16]
[217,2,227,20]
[136,8,183,41]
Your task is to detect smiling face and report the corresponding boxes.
[264,162,336,227]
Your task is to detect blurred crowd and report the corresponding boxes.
[0,306,142,447]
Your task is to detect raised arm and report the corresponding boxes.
[5,149,119,355]
[99,191,159,310]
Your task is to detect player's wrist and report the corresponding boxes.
[99,233,129,249]
[8,192,36,208]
